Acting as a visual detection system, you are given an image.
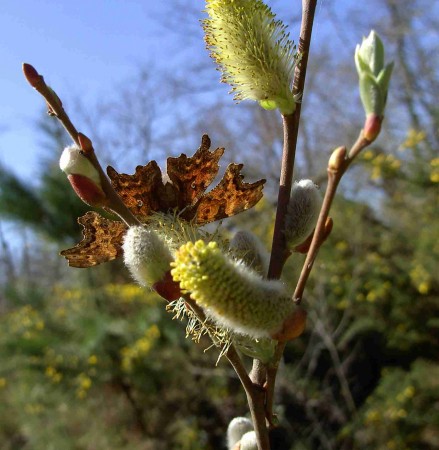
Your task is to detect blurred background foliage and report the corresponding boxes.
[0,0,438,449]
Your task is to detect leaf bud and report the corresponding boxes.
[22,63,42,88]
[328,146,347,172]
[77,132,94,154]
[355,30,393,129]
[272,306,307,342]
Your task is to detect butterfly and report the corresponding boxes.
[61,135,265,267]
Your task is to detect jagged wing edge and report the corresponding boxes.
[60,211,127,268]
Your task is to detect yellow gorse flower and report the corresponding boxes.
[120,325,160,373]
[430,157,439,183]
[203,0,299,114]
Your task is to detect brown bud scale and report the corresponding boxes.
[78,132,94,154]
[22,63,42,88]
[67,174,107,206]
[364,114,382,142]
[153,271,182,301]
[272,307,307,342]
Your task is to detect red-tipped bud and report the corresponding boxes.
[152,270,182,301]
[22,63,42,88]
[60,145,106,206]
[272,306,307,342]
[78,132,94,155]
[363,113,382,142]
[67,174,107,206]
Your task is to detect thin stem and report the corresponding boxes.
[265,342,286,425]
[188,297,271,450]
[22,63,140,227]
[246,386,271,450]
[183,295,257,413]
[315,318,356,414]
[226,346,254,393]
[183,295,250,386]
[85,147,140,226]
[22,64,80,145]
[293,171,340,303]
[294,131,371,304]
[267,114,298,278]
[228,356,269,449]
[261,0,318,431]
[267,0,318,280]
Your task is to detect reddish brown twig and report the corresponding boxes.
[257,0,319,435]
[293,132,370,304]
[22,63,140,227]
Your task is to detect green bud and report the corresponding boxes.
[227,417,253,450]
[171,240,294,338]
[233,335,276,363]
[355,30,384,77]
[123,226,174,288]
[203,0,299,115]
[355,30,394,118]
[259,99,278,110]
[285,180,322,248]
[358,72,383,117]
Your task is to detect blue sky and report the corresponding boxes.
[0,0,365,180]
[1,0,415,250]
[0,1,206,179]
[4,0,434,182]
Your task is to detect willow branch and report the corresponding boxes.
[186,295,272,448]
[294,131,371,304]
[267,0,318,280]
[265,133,371,421]
[260,0,318,428]
[22,63,140,227]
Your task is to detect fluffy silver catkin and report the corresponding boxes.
[240,431,258,450]
[227,417,253,450]
[123,226,174,287]
[285,179,322,248]
[59,145,100,183]
[229,230,269,276]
